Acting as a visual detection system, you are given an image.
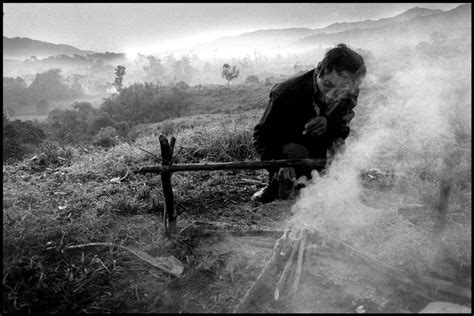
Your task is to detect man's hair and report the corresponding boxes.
[317,43,366,78]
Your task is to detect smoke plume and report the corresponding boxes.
[289,38,471,268]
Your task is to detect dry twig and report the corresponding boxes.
[274,240,298,300]
[288,229,306,298]
[63,242,184,277]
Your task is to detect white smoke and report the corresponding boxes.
[289,39,471,263]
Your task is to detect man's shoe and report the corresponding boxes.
[251,177,278,204]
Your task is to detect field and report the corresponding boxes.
[2,47,472,312]
[3,113,471,312]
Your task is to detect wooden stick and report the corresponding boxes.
[306,229,471,301]
[274,240,298,300]
[421,276,471,300]
[63,242,184,277]
[173,228,285,240]
[137,158,327,174]
[288,229,306,298]
[159,135,177,235]
[137,147,166,163]
[233,230,290,313]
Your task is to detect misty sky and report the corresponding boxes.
[3,3,462,54]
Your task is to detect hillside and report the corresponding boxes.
[311,6,443,35]
[292,4,471,53]
[2,21,472,312]
[3,36,97,60]
[186,4,468,57]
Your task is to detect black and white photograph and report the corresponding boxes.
[3,2,471,313]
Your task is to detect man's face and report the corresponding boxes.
[316,69,363,105]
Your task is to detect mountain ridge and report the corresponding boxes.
[3,36,97,60]
[3,4,469,60]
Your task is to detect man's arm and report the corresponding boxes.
[253,86,283,160]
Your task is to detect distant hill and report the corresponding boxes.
[292,4,471,52]
[3,36,97,60]
[3,4,470,62]
[307,6,444,35]
[187,4,470,57]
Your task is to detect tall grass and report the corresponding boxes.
[2,115,262,313]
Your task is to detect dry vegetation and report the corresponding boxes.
[3,108,471,312]
[2,117,277,313]
[3,41,471,312]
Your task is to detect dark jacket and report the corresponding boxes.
[253,68,358,160]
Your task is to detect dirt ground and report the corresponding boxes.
[122,189,471,313]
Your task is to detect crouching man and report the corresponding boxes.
[252,43,366,204]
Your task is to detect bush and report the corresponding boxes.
[46,108,90,145]
[3,118,47,162]
[100,82,190,124]
[88,112,117,135]
[30,141,75,168]
[244,75,260,85]
[115,121,131,138]
[93,126,119,148]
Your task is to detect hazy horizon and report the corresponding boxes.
[3,3,463,55]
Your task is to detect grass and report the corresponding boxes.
[3,88,471,312]
[186,84,268,115]
[2,114,272,313]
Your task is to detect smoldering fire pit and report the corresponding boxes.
[231,227,471,313]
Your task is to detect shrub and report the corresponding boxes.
[93,126,119,148]
[244,75,260,85]
[88,112,117,135]
[115,121,131,138]
[100,82,190,124]
[30,141,75,168]
[3,118,47,162]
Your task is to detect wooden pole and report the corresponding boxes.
[274,241,298,300]
[159,135,177,235]
[288,229,306,298]
[137,158,326,174]
[233,230,291,313]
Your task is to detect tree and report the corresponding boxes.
[143,56,165,83]
[3,116,46,162]
[3,77,29,116]
[29,69,70,101]
[238,56,251,78]
[244,75,260,85]
[113,65,126,93]
[69,74,85,97]
[171,56,194,83]
[221,63,239,86]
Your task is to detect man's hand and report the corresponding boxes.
[303,116,327,137]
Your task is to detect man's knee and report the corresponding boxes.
[281,143,310,159]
